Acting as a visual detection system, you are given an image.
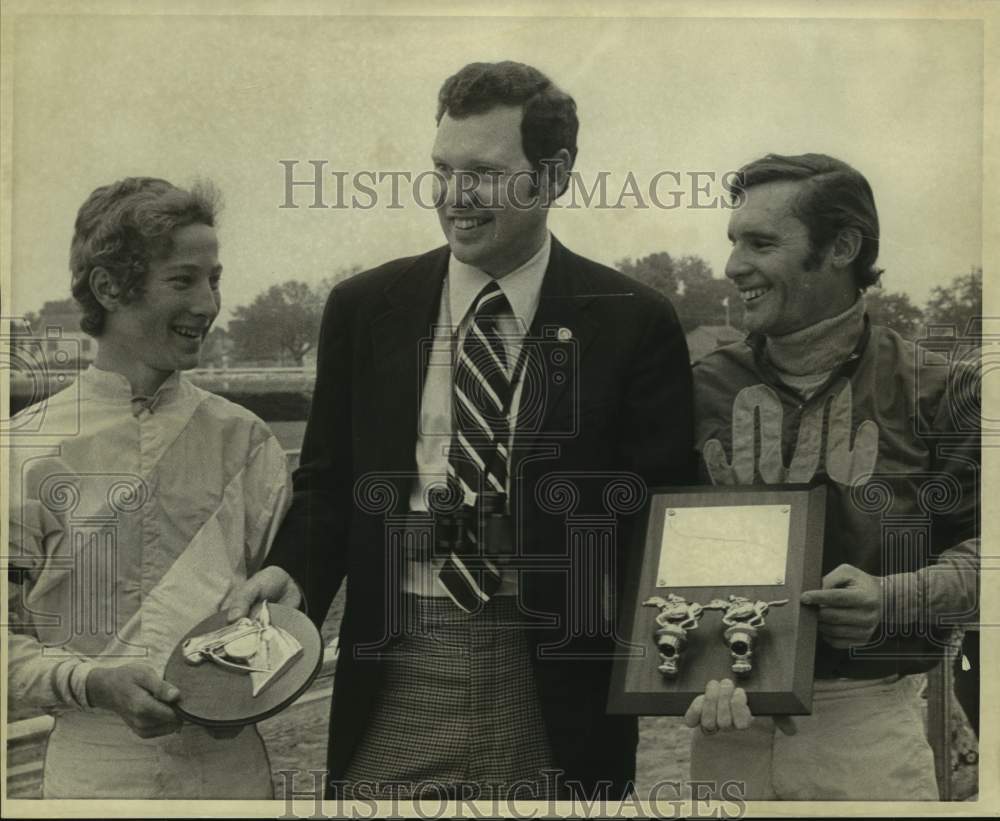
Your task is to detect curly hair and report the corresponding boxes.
[69,177,220,336]
[731,153,883,291]
[436,61,578,178]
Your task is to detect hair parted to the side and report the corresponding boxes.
[436,60,578,186]
[731,153,883,291]
[69,177,220,336]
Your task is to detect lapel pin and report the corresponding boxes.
[557,327,573,342]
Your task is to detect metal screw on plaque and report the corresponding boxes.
[657,511,677,586]
[642,594,706,679]
[704,595,789,678]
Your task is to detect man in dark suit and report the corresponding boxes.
[227,61,693,801]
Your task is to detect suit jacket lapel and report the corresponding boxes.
[370,247,449,493]
[367,238,600,510]
[511,236,600,471]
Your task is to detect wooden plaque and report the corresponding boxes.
[608,484,826,716]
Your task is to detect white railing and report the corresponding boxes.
[9,367,316,381]
[189,367,316,377]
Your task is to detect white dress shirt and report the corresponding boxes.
[404,233,551,596]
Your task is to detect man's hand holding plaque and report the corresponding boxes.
[679,562,883,735]
[683,679,798,737]
[800,563,881,649]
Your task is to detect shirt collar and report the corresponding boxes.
[80,365,182,414]
[447,232,551,331]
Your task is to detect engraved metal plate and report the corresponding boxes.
[655,504,790,588]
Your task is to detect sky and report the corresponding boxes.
[4,11,984,325]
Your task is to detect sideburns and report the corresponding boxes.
[802,243,826,273]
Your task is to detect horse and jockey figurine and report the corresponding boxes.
[643,593,789,678]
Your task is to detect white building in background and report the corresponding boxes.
[10,300,96,372]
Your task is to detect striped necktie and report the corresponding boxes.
[437,281,513,611]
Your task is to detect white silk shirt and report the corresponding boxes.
[6,366,290,797]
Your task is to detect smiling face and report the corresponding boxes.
[725,180,855,336]
[431,105,550,277]
[97,222,222,394]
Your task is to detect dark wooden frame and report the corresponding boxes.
[608,484,826,715]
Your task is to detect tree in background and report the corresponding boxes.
[18,299,79,334]
[199,326,232,368]
[617,251,680,297]
[617,252,743,332]
[314,264,363,304]
[228,280,321,366]
[681,271,743,331]
[20,311,40,334]
[863,287,924,339]
[618,251,983,343]
[923,267,983,335]
[227,265,362,366]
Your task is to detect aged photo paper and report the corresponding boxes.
[2,0,996,818]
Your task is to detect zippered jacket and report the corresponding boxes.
[693,321,980,678]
